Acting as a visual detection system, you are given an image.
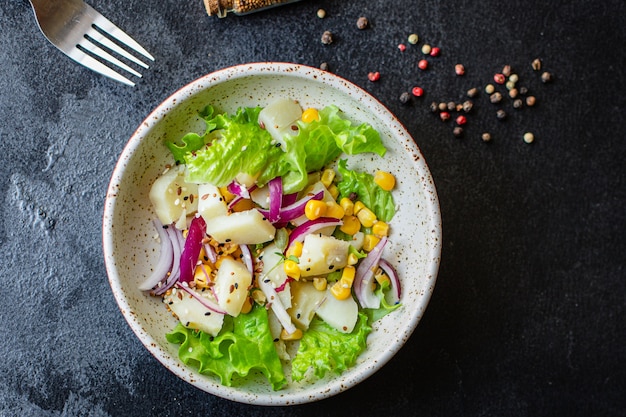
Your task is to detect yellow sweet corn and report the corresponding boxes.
[372,221,389,237]
[281,328,304,340]
[283,259,301,279]
[330,280,352,300]
[374,170,396,191]
[339,197,354,216]
[301,108,320,123]
[313,277,327,291]
[353,201,365,215]
[320,168,335,188]
[286,241,303,258]
[340,265,356,286]
[357,206,377,227]
[305,199,327,220]
[239,296,253,314]
[362,234,381,252]
[347,252,359,266]
[327,184,339,200]
[193,264,212,288]
[339,215,361,235]
[325,201,345,219]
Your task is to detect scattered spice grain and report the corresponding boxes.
[398,43,407,52]
[316,8,326,18]
[467,87,479,98]
[509,88,519,98]
[462,100,473,112]
[456,115,467,125]
[321,30,333,45]
[453,126,464,137]
[485,84,495,94]
[412,86,424,97]
[526,96,536,106]
[455,64,465,76]
[523,132,535,143]
[408,33,419,44]
[447,101,456,111]
[320,62,329,71]
[502,65,512,77]
[439,111,451,121]
[541,71,552,83]
[489,92,503,103]
[418,59,429,70]
[356,16,369,29]
[481,132,492,142]
[367,71,380,82]
[494,73,506,84]
[399,92,411,104]
[532,58,542,71]
[430,47,440,56]
[513,99,523,109]
[421,44,432,55]
[496,109,507,120]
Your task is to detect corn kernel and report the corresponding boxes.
[372,221,389,237]
[353,201,365,215]
[341,265,356,286]
[374,271,391,287]
[219,186,235,203]
[347,252,359,266]
[231,198,255,212]
[320,168,335,188]
[283,259,301,279]
[374,170,396,191]
[215,255,234,269]
[301,108,320,123]
[193,264,212,288]
[327,184,339,200]
[330,281,352,300]
[340,215,361,235]
[305,199,327,220]
[363,234,381,252]
[325,201,345,219]
[286,241,303,258]
[313,277,327,291]
[357,206,377,227]
[251,288,266,304]
[339,197,354,216]
[281,328,304,340]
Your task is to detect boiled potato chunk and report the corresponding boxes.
[287,280,326,330]
[205,209,276,244]
[258,98,302,148]
[149,165,198,226]
[298,234,351,277]
[213,258,252,317]
[316,288,358,333]
[197,183,228,221]
[164,288,224,336]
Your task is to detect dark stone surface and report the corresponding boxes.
[1,0,624,415]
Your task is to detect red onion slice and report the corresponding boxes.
[282,192,298,207]
[287,217,343,249]
[258,190,324,224]
[239,244,254,274]
[203,242,217,264]
[139,219,174,291]
[354,236,388,309]
[259,277,297,335]
[268,177,283,222]
[175,282,227,315]
[154,226,184,295]
[378,258,401,304]
[179,215,207,284]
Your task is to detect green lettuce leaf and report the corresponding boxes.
[166,304,287,390]
[366,279,402,323]
[318,105,387,157]
[336,159,396,222]
[291,311,371,382]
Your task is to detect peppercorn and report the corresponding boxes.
[456,103,463,112]
[356,16,369,29]
[367,71,380,82]
[513,99,523,109]
[485,84,495,94]
[408,33,419,44]
[321,30,333,45]
[541,71,553,83]
[320,62,329,71]
[447,101,456,111]
[532,58,542,71]
[456,115,467,125]
[317,8,326,18]
[481,132,492,142]
[490,92,503,103]
[502,65,512,77]
[398,44,407,52]
[509,74,519,83]
[467,87,479,98]
[430,47,441,56]
[439,111,450,121]
[438,102,448,111]
[399,92,410,104]
[412,86,424,97]
[430,102,439,112]
[496,109,507,120]
[455,64,465,76]
[506,81,516,90]
[523,132,535,143]
[462,100,473,112]
[509,88,519,98]
[418,59,429,70]
[494,73,506,84]
[526,96,536,106]
[519,86,528,95]
[421,44,431,55]
[453,126,464,137]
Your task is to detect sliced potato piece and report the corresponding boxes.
[149,165,198,226]
[205,209,276,244]
[164,288,224,336]
[298,234,351,277]
[197,183,228,221]
[213,258,252,316]
[316,288,358,333]
[287,280,326,330]
[258,98,302,148]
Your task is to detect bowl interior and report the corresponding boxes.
[103,63,441,405]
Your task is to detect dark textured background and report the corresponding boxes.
[1,0,625,415]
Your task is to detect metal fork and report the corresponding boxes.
[28,0,154,86]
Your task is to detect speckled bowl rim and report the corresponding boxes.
[103,62,441,406]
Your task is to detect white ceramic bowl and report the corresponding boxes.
[103,62,441,405]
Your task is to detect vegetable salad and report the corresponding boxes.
[141,98,402,389]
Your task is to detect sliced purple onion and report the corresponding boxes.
[287,217,343,249]
[139,219,174,291]
[282,192,298,207]
[353,236,388,309]
[268,177,283,222]
[154,226,184,295]
[258,190,324,225]
[175,282,227,315]
[203,242,217,264]
[378,258,401,304]
[178,215,207,284]
[240,244,254,274]
[227,180,256,199]
[259,277,297,335]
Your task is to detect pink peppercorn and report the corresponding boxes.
[456,115,467,125]
[411,86,424,97]
[494,73,506,84]
[439,111,450,121]
[368,71,381,82]
[418,59,429,70]
[398,44,407,52]
[430,47,440,57]
[455,64,465,76]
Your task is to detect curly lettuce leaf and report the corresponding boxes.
[366,279,402,323]
[291,311,371,382]
[318,105,386,157]
[166,304,287,390]
[336,159,396,222]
